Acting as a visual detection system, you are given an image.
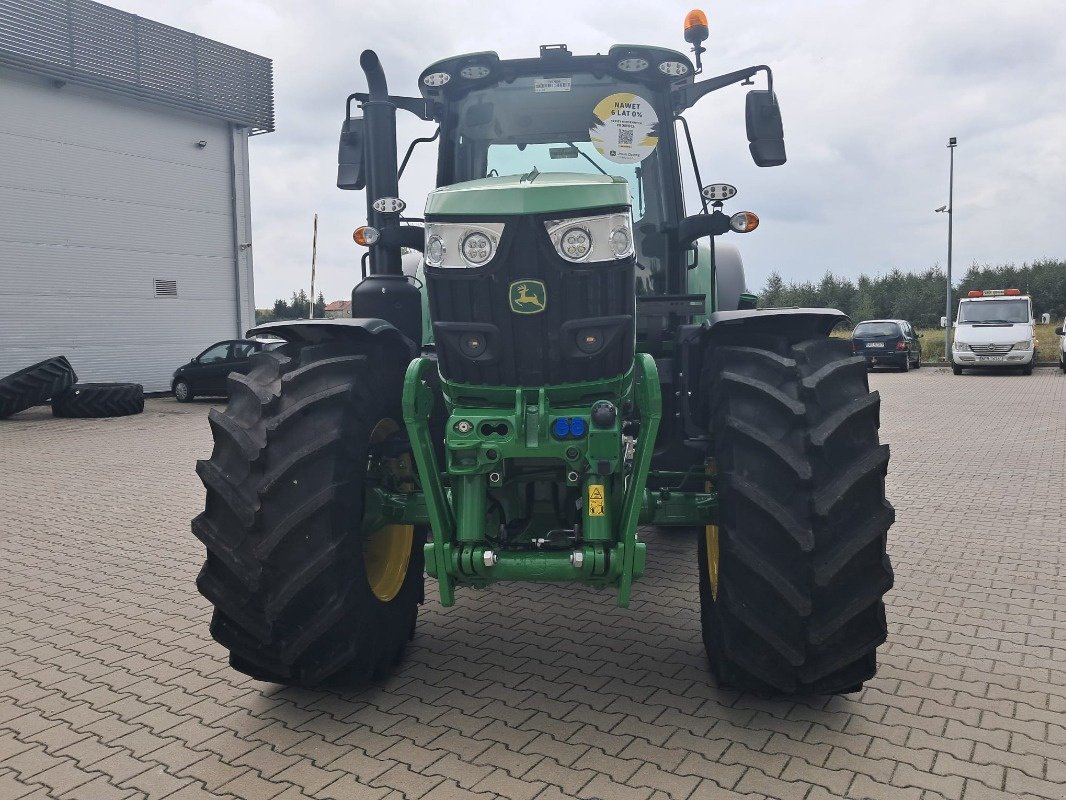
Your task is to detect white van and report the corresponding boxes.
[950,289,1036,375]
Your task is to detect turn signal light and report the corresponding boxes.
[729,211,759,233]
[353,226,379,246]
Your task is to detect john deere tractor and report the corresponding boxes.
[194,12,894,695]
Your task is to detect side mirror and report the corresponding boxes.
[940,316,948,329]
[1056,327,1064,336]
[337,117,366,190]
[745,90,786,167]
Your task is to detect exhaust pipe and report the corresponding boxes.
[359,49,401,276]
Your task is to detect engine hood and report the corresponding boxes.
[955,323,1032,344]
[425,172,630,217]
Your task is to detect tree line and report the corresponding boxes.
[255,290,326,324]
[758,259,1065,328]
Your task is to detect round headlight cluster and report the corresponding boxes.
[609,221,632,258]
[425,234,445,266]
[460,231,495,265]
[559,227,592,262]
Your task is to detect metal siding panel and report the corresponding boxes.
[0,65,240,393]
[231,124,255,333]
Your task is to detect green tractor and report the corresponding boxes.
[194,14,894,695]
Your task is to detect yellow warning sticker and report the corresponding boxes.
[588,484,605,517]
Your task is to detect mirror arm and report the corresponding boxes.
[674,64,773,113]
[347,92,436,122]
[677,211,731,250]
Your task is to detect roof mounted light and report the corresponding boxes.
[459,65,491,80]
[617,57,649,72]
[967,290,983,298]
[658,60,690,77]
[1005,288,1022,296]
[423,71,451,87]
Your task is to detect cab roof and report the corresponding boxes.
[417,44,696,104]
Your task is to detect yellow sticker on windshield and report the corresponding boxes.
[590,93,659,165]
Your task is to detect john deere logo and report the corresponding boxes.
[509,280,546,314]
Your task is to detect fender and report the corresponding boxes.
[246,318,417,359]
[677,307,849,435]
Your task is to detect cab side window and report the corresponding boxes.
[233,343,256,359]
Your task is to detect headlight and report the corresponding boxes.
[424,222,504,268]
[953,341,968,351]
[1013,339,1033,350]
[460,231,495,265]
[545,213,633,263]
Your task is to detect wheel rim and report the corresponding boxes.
[363,418,414,602]
[705,524,720,600]
[175,381,188,400]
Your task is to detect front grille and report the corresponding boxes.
[969,343,1012,355]
[427,213,634,387]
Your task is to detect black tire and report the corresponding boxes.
[174,378,194,403]
[193,338,423,686]
[1022,363,1033,376]
[913,351,921,369]
[900,355,910,373]
[697,334,894,694]
[52,382,144,418]
[952,363,963,375]
[0,356,77,419]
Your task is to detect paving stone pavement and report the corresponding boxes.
[1,366,1064,800]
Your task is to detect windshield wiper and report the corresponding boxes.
[566,142,609,177]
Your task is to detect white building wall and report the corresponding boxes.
[0,66,253,392]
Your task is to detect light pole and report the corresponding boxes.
[936,137,957,362]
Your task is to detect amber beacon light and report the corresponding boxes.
[684,9,709,71]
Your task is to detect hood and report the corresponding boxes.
[425,172,630,217]
[955,322,1032,345]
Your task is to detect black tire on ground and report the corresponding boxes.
[952,364,963,375]
[174,378,194,402]
[193,338,424,686]
[0,356,77,419]
[1022,363,1033,376]
[51,382,144,418]
[696,334,894,694]
[913,351,921,369]
[900,355,910,373]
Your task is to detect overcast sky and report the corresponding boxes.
[109,0,1066,306]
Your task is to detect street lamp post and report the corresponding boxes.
[936,137,957,362]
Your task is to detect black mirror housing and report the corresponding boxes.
[1056,327,1064,336]
[337,117,366,190]
[746,90,786,167]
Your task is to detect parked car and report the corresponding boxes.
[851,319,921,371]
[1057,317,1065,373]
[172,338,283,401]
[950,289,1036,375]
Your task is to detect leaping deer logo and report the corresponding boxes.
[509,280,546,314]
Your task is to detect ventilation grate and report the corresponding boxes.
[154,279,178,297]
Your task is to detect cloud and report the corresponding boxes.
[108,0,1066,302]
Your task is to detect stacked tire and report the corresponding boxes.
[0,356,144,419]
[52,383,144,418]
[0,356,77,418]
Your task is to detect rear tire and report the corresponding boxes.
[697,334,894,694]
[52,383,144,418]
[193,338,423,686]
[0,356,77,419]
[900,356,910,372]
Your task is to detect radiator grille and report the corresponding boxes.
[969,343,1012,355]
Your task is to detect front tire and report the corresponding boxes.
[697,335,894,694]
[193,338,423,686]
[174,379,193,403]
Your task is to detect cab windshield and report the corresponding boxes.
[445,73,673,278]
[958,299,1029,324]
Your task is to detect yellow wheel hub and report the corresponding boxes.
[364,419,414,602]
[705,524,720,600]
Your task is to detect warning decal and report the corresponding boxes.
[588,484,606,517]
[589,93,659,165]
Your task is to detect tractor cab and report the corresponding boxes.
[339,36,786,356]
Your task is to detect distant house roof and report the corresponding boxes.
[0,0,275,134]
[324,300,352,312]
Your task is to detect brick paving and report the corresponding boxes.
[1,366,1064,799]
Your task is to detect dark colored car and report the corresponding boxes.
[172,339,283,401]
[851,319,922,371]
